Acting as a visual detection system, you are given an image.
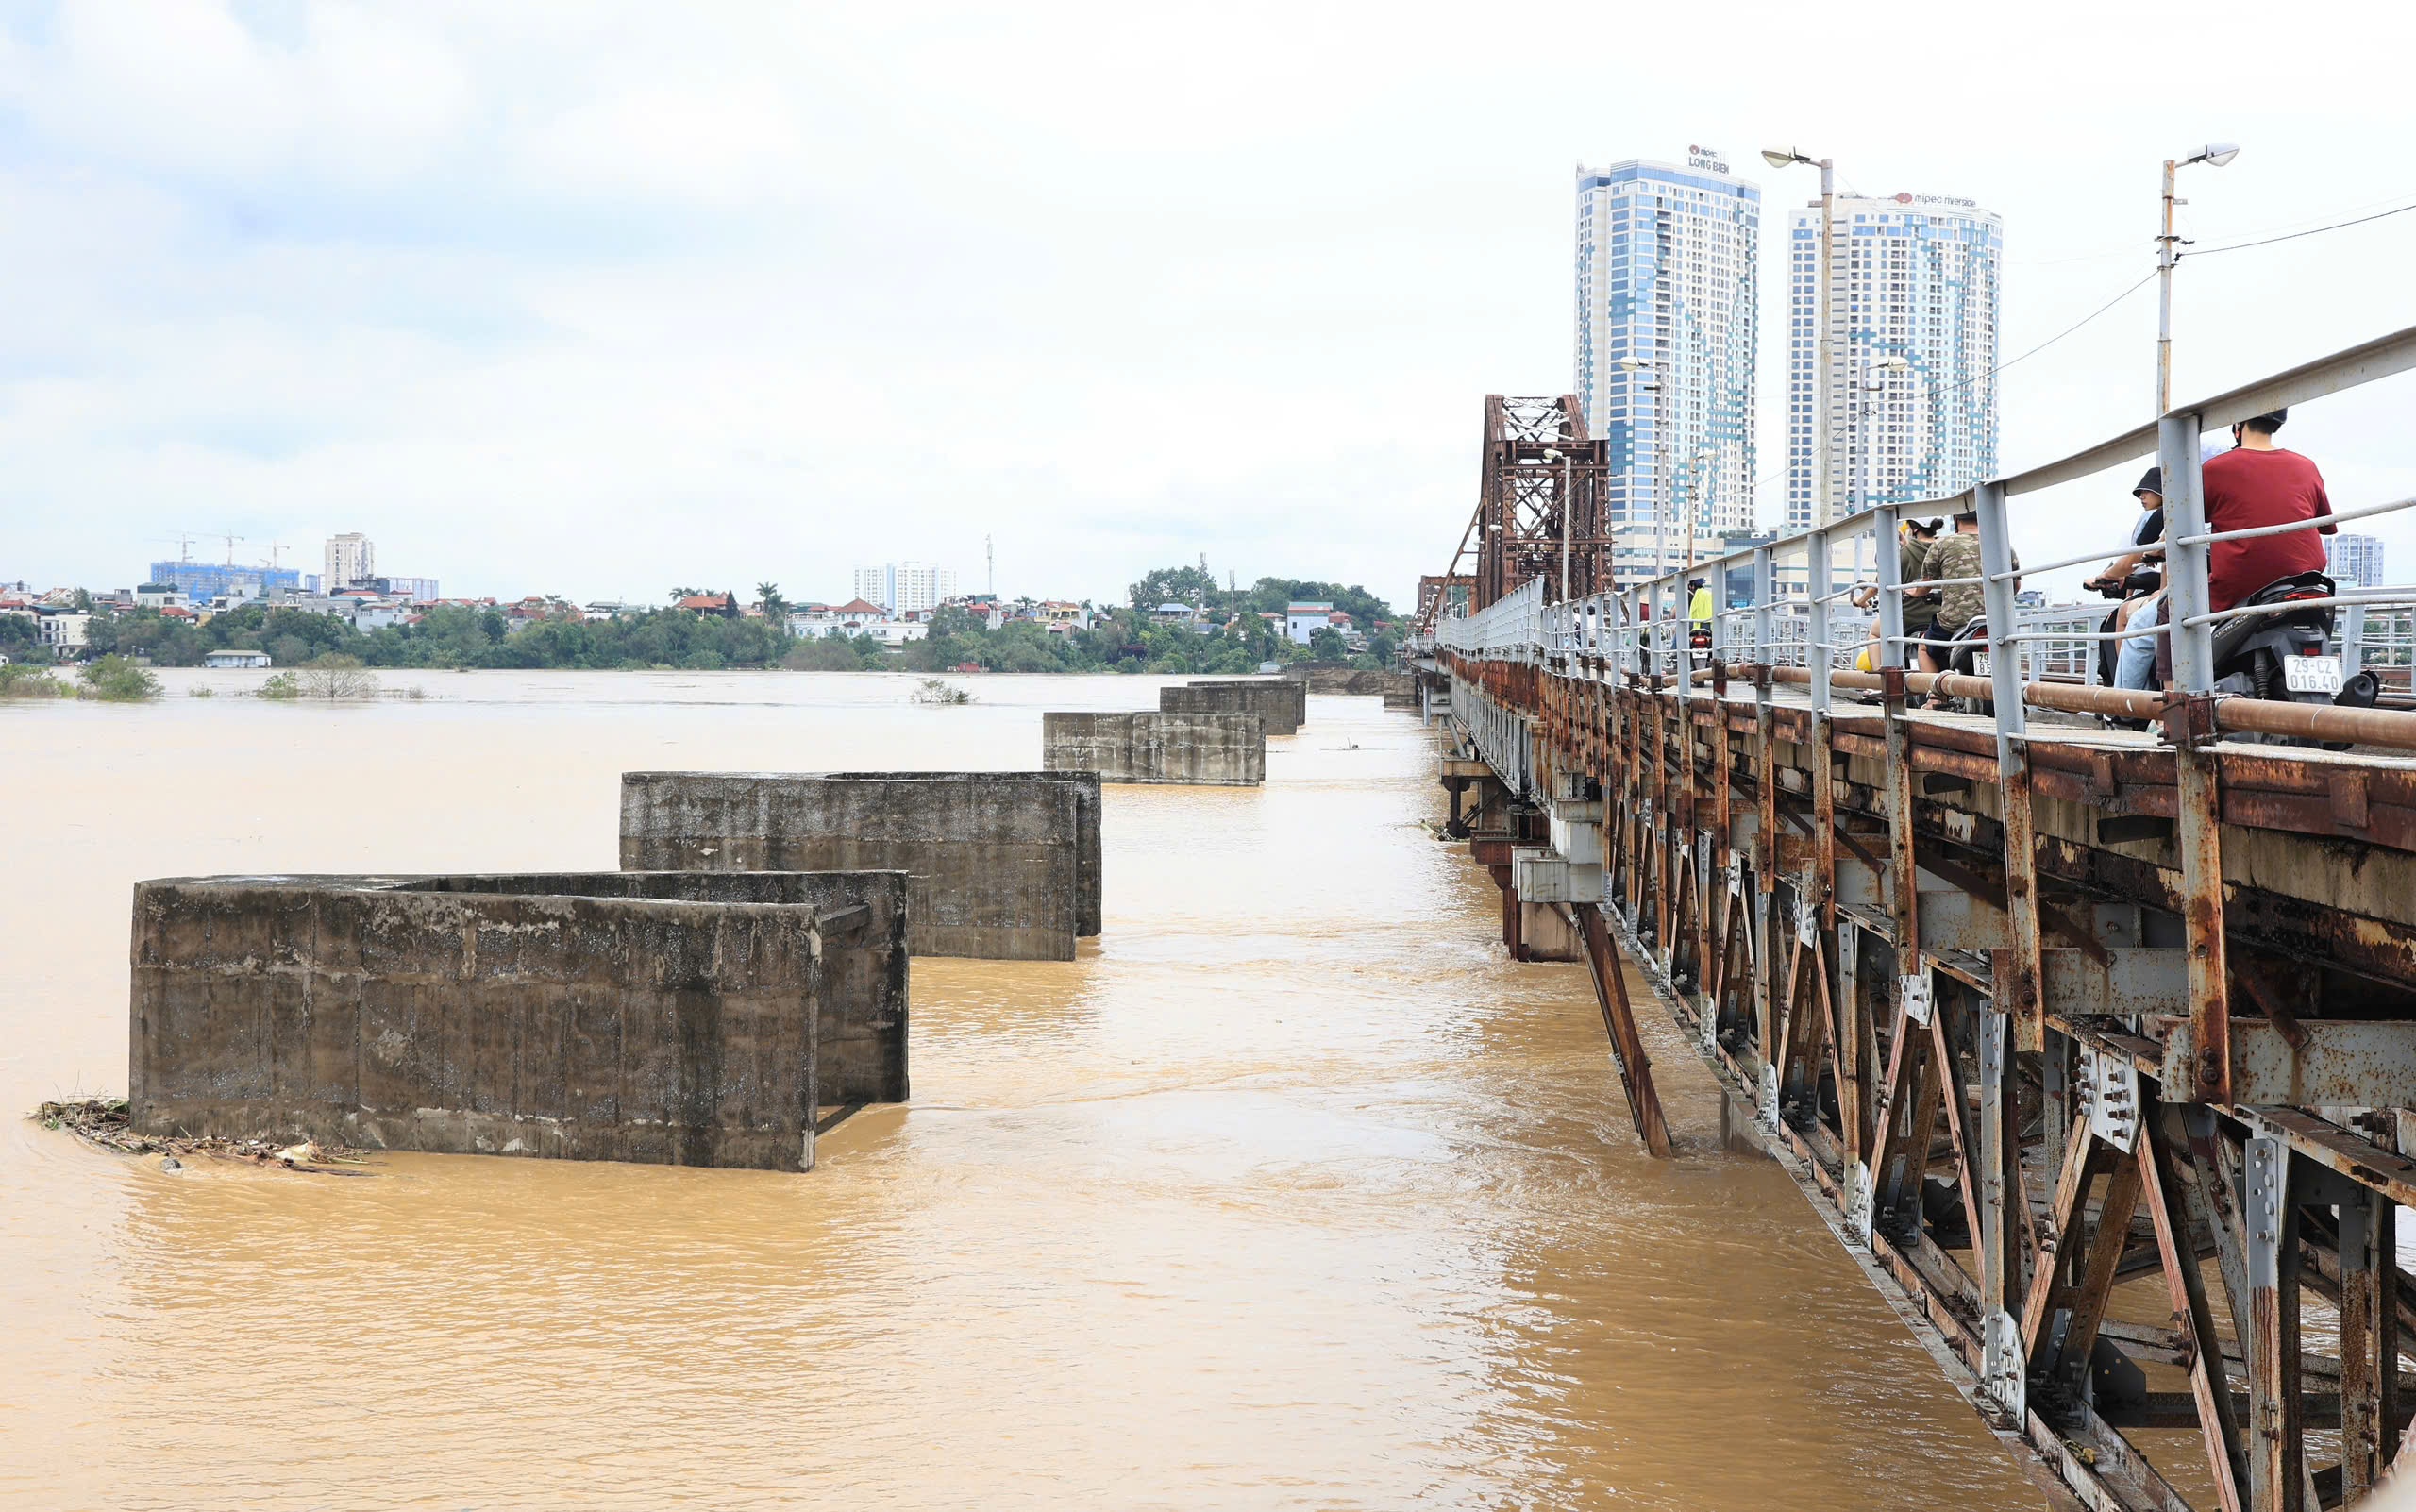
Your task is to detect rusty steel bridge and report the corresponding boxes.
[1410,326,2416,1511]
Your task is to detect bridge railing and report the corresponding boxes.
[1434,320,2416,748]
[1437,578,1545,660]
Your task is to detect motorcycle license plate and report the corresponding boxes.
[1971,652,1990,678]
[2284,654,2343,694]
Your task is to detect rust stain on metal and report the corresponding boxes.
[1425,563,2416,1510]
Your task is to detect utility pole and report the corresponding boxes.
[2157,159,2178,414]
[1761,149,1837,524]
[1683,450,1713,575]
[1817,157,1834,526]
[1859,356,1909,515]
[2157,143,2240,413]
[1559,449,1574,602]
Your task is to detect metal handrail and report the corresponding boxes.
[2171,494,2416,546]
[1989,540,2160,580]
[1434,325,2416,749]
[2181,593,2416,630]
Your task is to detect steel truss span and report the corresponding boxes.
[1412,323,2416,1512]
[1422,394,1615,619]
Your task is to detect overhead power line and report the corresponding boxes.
[2183,197,2416,259]
[1992,269,2159,378]
[1902,268,2159,407]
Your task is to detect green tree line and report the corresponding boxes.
[3,565,1400,674]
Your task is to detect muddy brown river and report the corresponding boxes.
[0,670,2044,1509]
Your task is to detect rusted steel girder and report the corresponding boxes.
[1471,395,1612,610]
[1574,904,1673,1158]
[1437,639,2416,1512]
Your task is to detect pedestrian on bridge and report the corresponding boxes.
[1852,516,1941,670]
[1909,512,2018,696]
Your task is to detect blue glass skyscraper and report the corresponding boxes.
[1575,151,1760,584]
[1787,193,2002,530]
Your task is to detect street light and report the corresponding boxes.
[1606,358,1657,587]
[1859,355,1911,514]
[1764,147,1837,526]
[1673,445,1718,579]
[2158,142,2240,412]
[1541,446,1575,603]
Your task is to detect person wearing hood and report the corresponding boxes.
[2095,467,2168,691]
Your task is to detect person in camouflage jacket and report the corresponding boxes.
[1910,512,2017,678]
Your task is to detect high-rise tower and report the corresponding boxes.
[1574,150,1760,583]
[1786,193,2002,530]
[324,532,375,592]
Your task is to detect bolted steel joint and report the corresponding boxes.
[2158,691,2223,750]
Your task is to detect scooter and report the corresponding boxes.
[2209,571,2379,748]
[2085,566,2163,692]
[1687,624,1712,670]
[2085,566,2163,731]
[1938,618,1994,717]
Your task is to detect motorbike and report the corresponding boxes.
[2209,571,2379,748]
[1938,618,1994,716]
[2085,566,2163,692]
[1687,624,1712,670]
[2083,566,2164,731]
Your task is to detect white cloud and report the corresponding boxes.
[0,0,470,182]
[3,0,2416,607]
[511,79,812,208]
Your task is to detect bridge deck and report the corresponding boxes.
[1427,650,2416,1512]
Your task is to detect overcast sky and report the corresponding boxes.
[5,0,2415,610]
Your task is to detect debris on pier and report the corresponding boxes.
[130,869,909,1172]
[35,1098,372,1174]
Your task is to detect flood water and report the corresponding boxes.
[0,671,2045,1509]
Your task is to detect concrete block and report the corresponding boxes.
[1512,847,1604,905]
[1549,803,1604,866]
[1518,900,1586,963]
[619,771,1099,960]
[1041,712,1265,787]
[1159,679,1304,735]
[128,869,910,1171]
[1284,664,1413,697]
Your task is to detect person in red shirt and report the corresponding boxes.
[2202,409,2334,611]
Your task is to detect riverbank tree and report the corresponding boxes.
[54,566,1401,674]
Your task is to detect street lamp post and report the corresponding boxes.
[1610,357,1658,586]
[1543,447,1574,603]
[2157,143,2239,412]
[1859,355,1911,513]
[1675,446,1717,576]
[1764,148,1835,524]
